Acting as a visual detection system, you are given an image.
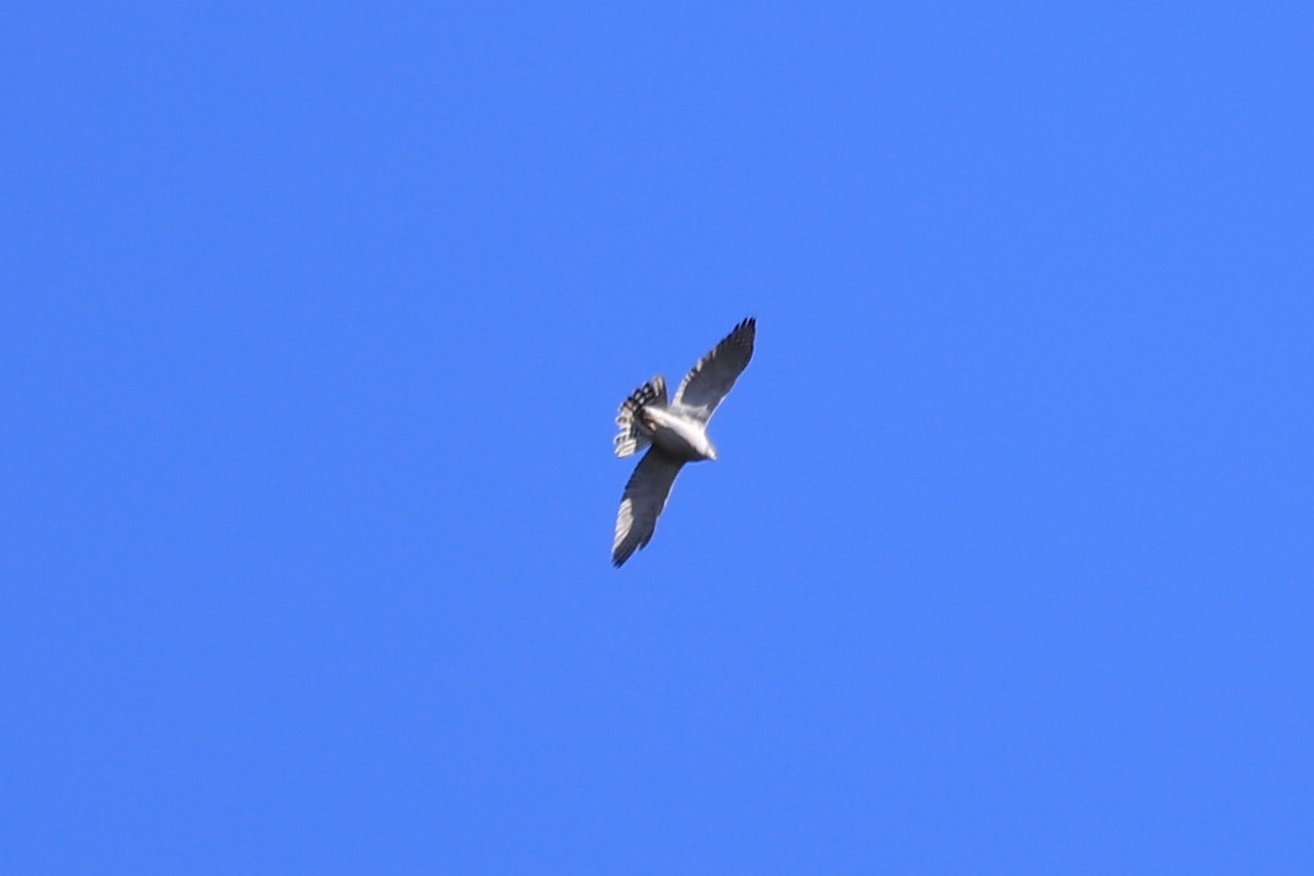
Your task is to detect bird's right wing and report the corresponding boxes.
[612,448,685,567]
[672,317,755,424]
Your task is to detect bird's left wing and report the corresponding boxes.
[612,448,685,567]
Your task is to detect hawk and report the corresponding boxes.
[611,317,756,567]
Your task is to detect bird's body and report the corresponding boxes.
[632,405,718,462]
[611,318,755,567]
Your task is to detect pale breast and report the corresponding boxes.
[646,408,714,461]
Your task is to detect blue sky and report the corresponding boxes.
[3,3,1312,873]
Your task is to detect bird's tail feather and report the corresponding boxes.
[613,375,666,458]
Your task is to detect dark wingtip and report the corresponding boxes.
[734,317,756,354]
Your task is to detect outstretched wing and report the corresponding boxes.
[672,317,755,423]
[612,448,685,567]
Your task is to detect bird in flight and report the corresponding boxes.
[611,317,756,567]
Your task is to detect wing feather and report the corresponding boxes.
[672,317,755,423]
[612,449,685,567]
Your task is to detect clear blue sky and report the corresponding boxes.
[4,3,1311,873]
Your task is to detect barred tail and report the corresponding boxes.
[613,375,667,458]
